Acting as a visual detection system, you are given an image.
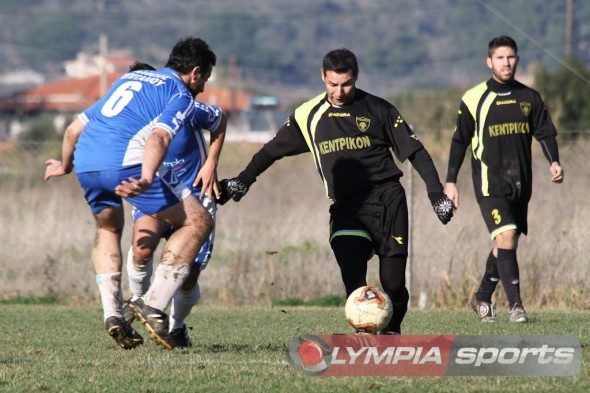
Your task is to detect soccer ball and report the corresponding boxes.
[345,285,393,334]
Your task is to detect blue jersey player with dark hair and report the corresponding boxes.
[122,68,227,347]
[44,37,218,350]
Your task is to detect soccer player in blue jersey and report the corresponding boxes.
[44,37,218,350]
[123,62,227,348]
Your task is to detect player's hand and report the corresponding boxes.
[550,162,564,184]
[44,159,70,181]
[115,178,150,198]
[217,178,248,205]
[429,192,455,225]
[444,182,459,209]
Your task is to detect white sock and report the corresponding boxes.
[170,283,201,331]
[96,272,122,321]
[126,247,153,299]
[144,263,190,311]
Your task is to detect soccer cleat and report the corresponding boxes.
[509,304,529,323]
[170,324,192,348]
[470,296,497,322]
[122,298,135,325]
[105,316,144,350]
[129,298,174,350]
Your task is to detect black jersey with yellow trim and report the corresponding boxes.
[447,78,557,202]
[241,89,424,201]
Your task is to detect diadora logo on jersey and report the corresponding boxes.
[520,102,531,116]
[329,112,351,117]
[356,117,371,132]
[496,99,516,106]
[393,115,404,128]
[392,236,404,245]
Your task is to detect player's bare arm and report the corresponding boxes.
[195,112,227,200]
[44,117,85,181]
[115,128,171,197]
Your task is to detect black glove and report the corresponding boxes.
[429,192,455,225]
[217,178,249,205]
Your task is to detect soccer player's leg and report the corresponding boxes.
[142,195,211,348]
[77,170,143,349]
[375,183,409,334]
[126,168,212,349]
[123,211,169,323]
[169,194,215,347]
[495,230,527,323]
[379,255,408,334]
[330,232,373,297]
[470,250,500,322]
[169,200,215,347]
[478,197,527,322]
[169,266,201,348]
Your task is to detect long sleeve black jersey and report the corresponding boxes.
[238,89,442,201]
[446,78,559,202]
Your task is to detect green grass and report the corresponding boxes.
[0,305,589,392]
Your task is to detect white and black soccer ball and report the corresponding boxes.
[345,285,393,334]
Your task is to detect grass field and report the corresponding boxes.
[1,305,588,392]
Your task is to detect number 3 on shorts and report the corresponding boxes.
[491,209,501,225]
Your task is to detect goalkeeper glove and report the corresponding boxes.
[217,178,249,205]
[429,192,455,225]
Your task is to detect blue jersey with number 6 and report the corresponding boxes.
[74,67,194,173]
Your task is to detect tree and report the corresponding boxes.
[21,15,86,70]
[534,60,590,141]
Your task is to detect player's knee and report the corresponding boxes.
[131,249,153,269]
[495,229,518,249]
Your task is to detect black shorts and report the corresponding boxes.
[478,196,528,239]
[329,182,408,257]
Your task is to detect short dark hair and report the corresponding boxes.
[322,48,359,79]
[165,36,217,75]
[488,36,518,57]
[129,62,156,72]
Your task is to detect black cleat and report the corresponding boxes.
[470,296,497,322]
[122,298,135,325]
[170,324,192,348]
[129,297,174,350]
[105,316,144,350]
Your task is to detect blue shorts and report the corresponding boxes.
[76,165,191,215]
[132,194,216,270]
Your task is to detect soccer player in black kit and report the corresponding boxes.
[219,48,455,334]
[444,36,564,323]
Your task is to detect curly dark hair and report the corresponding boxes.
[165,36,217,75]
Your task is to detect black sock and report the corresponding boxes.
[496,248,522,308]
[476,251,500,303]
[379,255,409,333]
[330,236,373,297]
